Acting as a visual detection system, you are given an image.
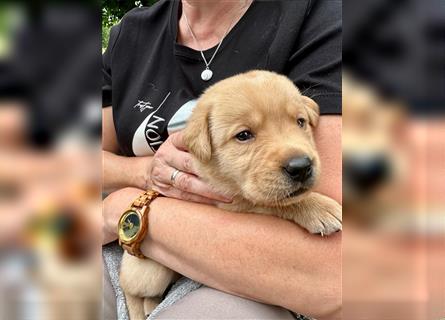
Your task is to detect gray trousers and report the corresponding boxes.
[103,265,294,320]
[150,286,295,320]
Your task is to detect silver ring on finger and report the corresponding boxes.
[170,169,181,186]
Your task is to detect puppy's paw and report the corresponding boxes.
[305,206,342,236]
[293,193,342,236]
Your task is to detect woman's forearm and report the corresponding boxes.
[103,187,341,319]
[102,150,152,192]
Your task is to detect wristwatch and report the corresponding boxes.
[118,190,159,258]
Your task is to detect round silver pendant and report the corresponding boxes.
[201,68,213,81]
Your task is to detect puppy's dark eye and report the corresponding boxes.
[235,130,254,142]
[297,118,306,128]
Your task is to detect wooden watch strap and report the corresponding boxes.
[132,189,160,209]
[120,190,159,259]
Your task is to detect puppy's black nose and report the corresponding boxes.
[284,156,313,182]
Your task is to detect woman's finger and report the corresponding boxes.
[165,149,198,176]
[171,169,232,202]
[169,131,188,151]
[152,184,216,205]
[153,166,231,202]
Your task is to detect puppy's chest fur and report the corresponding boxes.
[217,198,297,218]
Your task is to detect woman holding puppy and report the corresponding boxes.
[103,0,342,319]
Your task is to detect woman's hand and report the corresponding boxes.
[150,132,231,204]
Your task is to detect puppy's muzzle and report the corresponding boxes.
[283,156,313,183]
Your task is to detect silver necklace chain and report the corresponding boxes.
[182,2,249,81]
[183,12,228,69]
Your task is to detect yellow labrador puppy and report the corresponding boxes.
[120,70,342,319]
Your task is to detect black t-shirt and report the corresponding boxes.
[103,0,341,156]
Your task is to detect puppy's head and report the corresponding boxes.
[184,70,320,207]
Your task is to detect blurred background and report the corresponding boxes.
[0,1,102,319]
[343,0,445,319]
[0,0,444,319]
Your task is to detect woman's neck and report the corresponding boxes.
[178,0,252,50]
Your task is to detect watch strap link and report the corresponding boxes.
[122,243,145,259]
[132,190,159,210]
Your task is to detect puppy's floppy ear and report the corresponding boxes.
[301,96,320,127]
[183,99,212,163]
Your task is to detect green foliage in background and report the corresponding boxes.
[0,5,22,57]
[102,0,158,50]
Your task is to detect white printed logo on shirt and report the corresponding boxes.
[132,96,197,156]
[133,100,153,112]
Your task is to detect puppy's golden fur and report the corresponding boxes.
[120,71,342,319]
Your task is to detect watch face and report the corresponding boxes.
[120,210,141,241]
